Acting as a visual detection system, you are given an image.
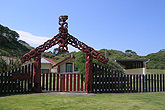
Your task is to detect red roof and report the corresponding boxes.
[43,57,56,64]
[51,55,75,68]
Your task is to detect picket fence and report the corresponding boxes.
[93,63,165,93]
[41,73,84,92]
[0,63,34,94]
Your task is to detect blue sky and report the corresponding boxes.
[0,0,164,56]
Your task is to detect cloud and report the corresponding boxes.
[16,30,79,52]
[16,30,50,47]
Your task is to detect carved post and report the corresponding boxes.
[33,54,42,92]
[85,53,93,93]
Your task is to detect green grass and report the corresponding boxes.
[0,92,165,110]
[147,69,165,74]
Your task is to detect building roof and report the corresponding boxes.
[113,59,148,62]
[51,54,75,68]
[41,57,56,64]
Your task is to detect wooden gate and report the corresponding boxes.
[0,63,34,95]
[41,73,84,92]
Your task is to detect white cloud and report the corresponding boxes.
[16,30,79,52]
[16,30,50,47]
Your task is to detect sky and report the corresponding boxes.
[0,0,165,56]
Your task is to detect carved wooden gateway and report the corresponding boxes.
[21,15,109,93]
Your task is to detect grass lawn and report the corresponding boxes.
[147,69,165,74]
[0,92,165,110]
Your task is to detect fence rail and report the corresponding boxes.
[41,73,84,92]
[93,63,165,93]
[0,63,34,95]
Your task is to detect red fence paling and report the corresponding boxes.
[93,63,165,93]
[41,73,84,92]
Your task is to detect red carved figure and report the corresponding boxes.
[20,15,109,93]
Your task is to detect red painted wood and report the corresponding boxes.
[81,74,83,91]
[74,74,76,91]
[77,74,80,91]
[49,73,52,91]
[42,74,45,90]
[46,73,48,90]
[60,74,63,91]
[57,74,59,91]
[70,74,72,91]
[63,74,65,91]
[66,74,69,91]
[28,64,30,92]
[53,73,55,91]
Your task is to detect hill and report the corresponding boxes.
[146,49,165,69]
[0,24,164,70]
[0,24,31,57]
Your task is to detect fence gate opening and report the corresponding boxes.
[20,15,108,93]
[41,73,84,92]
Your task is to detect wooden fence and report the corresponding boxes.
[93,63,165,93]
[0,63,34,95]
[41,73,84,92]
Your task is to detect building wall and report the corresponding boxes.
[59,62,78,74]
[41,63,52,69]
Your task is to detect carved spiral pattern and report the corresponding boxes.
[21,15,108,64]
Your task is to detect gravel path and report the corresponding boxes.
[31,91,95,96]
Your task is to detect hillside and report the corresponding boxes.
[146,50,165,69]
[0,24,164,70]
[0,24,31,57]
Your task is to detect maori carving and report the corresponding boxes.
[21,15,108,64]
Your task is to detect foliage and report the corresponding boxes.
[0,24,19,40]
[0,35,31,57]
[18,40,30,46]
[0,56,22,73]
[146,50,165,69]
[74,51,124,75]
[52,47,69,55]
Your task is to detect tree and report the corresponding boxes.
[125,49,137,54]
[74,51,124,75]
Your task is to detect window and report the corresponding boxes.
[66,63,72,72]
[74,64,78,71]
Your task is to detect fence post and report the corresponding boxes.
[85,54,93,93]
[33,54,42,92]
